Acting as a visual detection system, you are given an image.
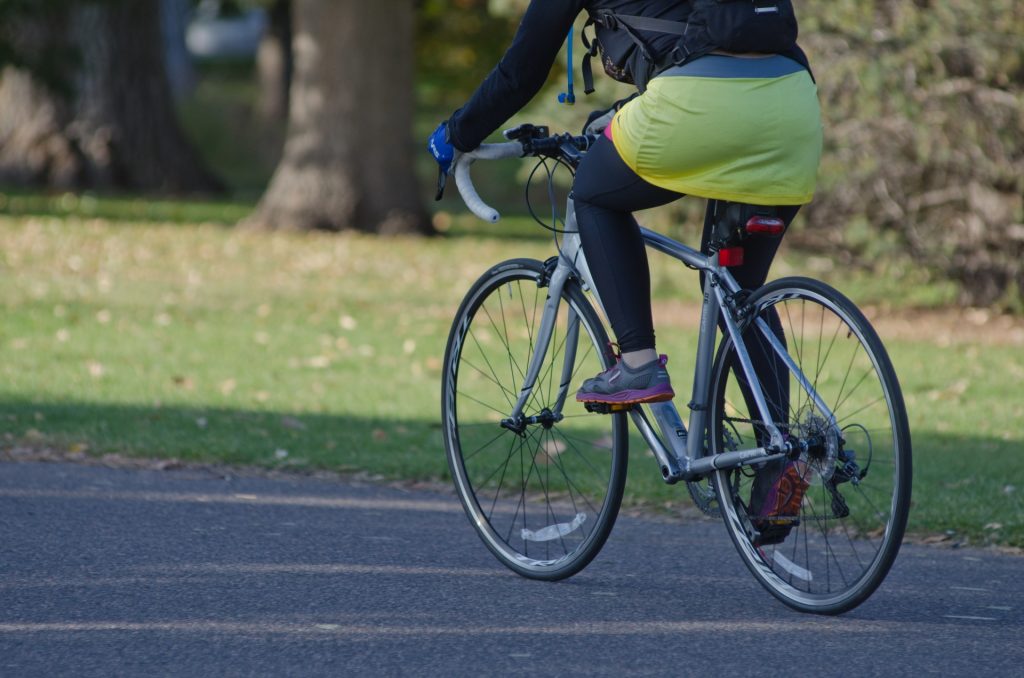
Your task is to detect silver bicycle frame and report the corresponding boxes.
[504,197,837,483]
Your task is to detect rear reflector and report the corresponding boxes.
[719,247,745,267]
[745,216,786,236]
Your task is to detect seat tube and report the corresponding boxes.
[686,276,721,460]
[711,281,784,449]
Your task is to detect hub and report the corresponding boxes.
[791,413,840,482]
[500,408,563,435]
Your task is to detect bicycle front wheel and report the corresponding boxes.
[709,277,911,614]
[442,259,627,580]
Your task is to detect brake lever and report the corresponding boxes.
[434,166,447,201]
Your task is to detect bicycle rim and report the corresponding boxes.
[442,259,627,580]
[710,277,911,614]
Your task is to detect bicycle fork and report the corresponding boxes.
[500,260,577,434]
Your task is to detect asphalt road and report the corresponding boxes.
[1,461,1021,676]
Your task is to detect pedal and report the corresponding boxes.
[583,401,635,414]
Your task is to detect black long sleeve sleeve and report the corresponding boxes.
[446,0,587,151]
[445,0,812,151]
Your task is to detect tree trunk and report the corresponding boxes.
[0,66,83,189]
[160,0,197,100]
[256,0,292,124]
[0,0,221,193]
[244,0,431,234]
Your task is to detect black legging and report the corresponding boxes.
[572,135,798,352]
[573,135,796,440]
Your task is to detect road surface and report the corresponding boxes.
[1,461,1020,676]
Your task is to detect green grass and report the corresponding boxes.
[1,202,1022,549]
[0,190,253,225]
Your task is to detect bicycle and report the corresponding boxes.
[440,124,912,615]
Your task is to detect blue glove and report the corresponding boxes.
[427,121,456,174]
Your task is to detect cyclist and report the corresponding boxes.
[428,1,822,531]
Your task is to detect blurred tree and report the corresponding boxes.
[796,0,1024,306]
[255,0,291,123]
[0,0,221,192]
[162,0,197,100]
[245,0,429,233]
[416,0,522,111]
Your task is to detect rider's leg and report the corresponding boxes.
[573,137,682,363]
[699,204,800,429]
[571,136,684,404]
[700,206,807,527]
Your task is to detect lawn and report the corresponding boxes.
[1,200,1021,548]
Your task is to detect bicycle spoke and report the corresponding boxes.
[810,311,844,414]
[835,393,889,426]
[545,437,603,518]
[460,427,513,464]
[464,329,521,398]
[804,491,850,589]
[455,387,512,420]
[485,433,522,521]
[444,264,624,578]
[832,367,880,422]
[712,279,909,612]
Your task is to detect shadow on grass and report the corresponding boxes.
[0,184,555,243]
[0,187,254,226]
[2,397,1022,547]
[0,398,448,482]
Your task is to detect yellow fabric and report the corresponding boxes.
[610,69,823,205]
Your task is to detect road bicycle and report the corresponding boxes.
[440,124,912,615]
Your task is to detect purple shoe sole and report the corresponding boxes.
[575,383,675,405]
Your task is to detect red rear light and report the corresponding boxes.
[745,216,786,236]
[718,247,744,267]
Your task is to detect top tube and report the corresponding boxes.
[638,227,743,296]
[639,227,706,271]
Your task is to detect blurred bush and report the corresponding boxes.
[424,1,1023,307]
[798,0,1024,307]
[417,0,521,111]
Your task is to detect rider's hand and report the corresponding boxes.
[428,121,457,174]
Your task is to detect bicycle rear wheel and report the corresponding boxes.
[709,277,911,614]
[442,259,627,580]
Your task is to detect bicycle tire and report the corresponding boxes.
[709,277,912,614]
[442,258,628,580]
